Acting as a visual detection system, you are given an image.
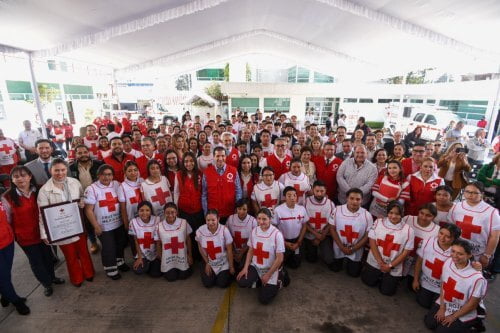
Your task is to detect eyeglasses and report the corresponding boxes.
[262,174,274,177]
[464,190,481,195]
[434,144,442,147]
[102,173,113,176]
[413,150,425,153]
[275,144,286,148]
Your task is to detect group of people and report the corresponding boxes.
[0,110,499,332]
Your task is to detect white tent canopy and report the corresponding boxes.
[0,0,499,80]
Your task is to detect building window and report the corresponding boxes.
[196,69,224,81]
[426,99,436,104]
[439,100,488,121]
[231,98,259,113]
[359,98,373,103]
[378,99,393,103]
[313,72,334,83]
[306,97,334,125]
[47,60,57,70]
[343,98,357,103]
[296,67,310,83]
[264,98,290,113]
[410,99,424,104]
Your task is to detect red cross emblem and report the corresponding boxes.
[138,231,155,249]
[164,236,184,254]
[151,187,171,205]
[340,225,359,244]
[309,212,327,230]
[0,144,13,154]
[253,242,270,265]
[430,182,439,189]
[204,240,222,260]
[261,193,277,208]
[89,142,98,155]
[332,164,339,171]
[456,215,481,239]
[98,192,119,212]
[425,258,444,279]
[293,184,305,198]
[376,234,401,257]
[443,277,465,302]
[409,236,423,257]
[233,231,247,249]
[129,188,141,204]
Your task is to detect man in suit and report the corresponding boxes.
[25,139,54,187]
[334,139,353,160]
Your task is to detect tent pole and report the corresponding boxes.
[28,52,47,139]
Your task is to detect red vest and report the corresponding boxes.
[225,147,240,168]
[0,202,14,249]
[6,195,40,246]
[166,170,177,192]
[177,172,203,214]
[266,154,291,180]
[103,153,135,182]
[312,155,343,200]
[136,153,165,179]
[204,165,237,218]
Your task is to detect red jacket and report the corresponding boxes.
[103,153,135,182]
[62,124,73,138]
[0,202,14,249]
[225,147,240,168]
[204,165,238,218]
[6,194,40,246]
[312,155,343,201]
[266,153,291,180]
[177,172,202,214]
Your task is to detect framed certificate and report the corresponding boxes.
[41,201,84,243]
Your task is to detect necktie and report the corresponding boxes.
[43,162,50,178]
[326,158,330,166]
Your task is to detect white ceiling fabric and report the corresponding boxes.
[0,0,498,80]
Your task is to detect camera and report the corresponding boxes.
[455,147,468,154]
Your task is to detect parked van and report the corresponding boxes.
[406,111,477,141]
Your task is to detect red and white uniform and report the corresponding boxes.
[125,149,143,159]
[438,258,486,322]
[84,181,122,232]
[278,171,311,206]
[367,218,415,276]
[83,136,100,159]
[260,153,291,180]
[196,224,233,275]
[369,175,404,218]
[136,153,165,180]
[400,172,444,216]
[248,225,285,285]
[117,179,143,221]
[330,204,373,261]
[402,157,420,176]
[432,203,450,227]
[312,155,342,201]
[304,196,335,240]
[417,236,451,294]
[251,181,284,213]
[140,176,173,220]
[273,203,309,240]
[261,144,274,158]
[447,201,500,259]
[156,218,192,273]
[129,216,160,261]
[226,213,257,254]
[0,138,18,172]
[402,216,440,276]
[197,155,214,171]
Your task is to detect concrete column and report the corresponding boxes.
[27,53,47,139]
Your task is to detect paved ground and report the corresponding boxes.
[1,244,499,333]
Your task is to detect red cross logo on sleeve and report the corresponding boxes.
[151,187,171,205]
[409,236,423,257]
[340,225,360,244]
[138,232,155,249]
[261,194,277,208]
[309,212,327,230]
[129,188,142,204]
[424,258,444,279]
[253,242,270,264]
[293,184,305,198]
[443,277,465,302]
[233,231,247,249]
[376,234,401,256]
[89,142,98,156]
[164,236,184,254]
[456,215,481,239]
[204,240,222,260]
[0,144,13,154]
[98,192,119,212]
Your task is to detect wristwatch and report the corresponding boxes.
[482,253,492,260]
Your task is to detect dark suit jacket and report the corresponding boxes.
[334,152,352,161]
[384,140,408,157]
[69,160,103,182]
[25,159,51,187]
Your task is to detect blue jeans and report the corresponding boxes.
[0,242,21,303]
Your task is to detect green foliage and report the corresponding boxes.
[205,82,225,101]
[245,63,252,82]
[366,121,384,129]
[224,63,230,81]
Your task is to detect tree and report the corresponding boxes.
[245,62,252,82]
[175,74,191,91]
[192,83,227,107]
[224,63,230,81]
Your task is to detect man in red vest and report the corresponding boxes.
[136,137,164,179]
[222,132,240,168]
[202,146,242,224]
[312,142,343,203]
[259,137,291,180]
[103,137,135,182]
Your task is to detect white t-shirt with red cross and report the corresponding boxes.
[226,213,257,254]
[251,181,284,213]
[437,258,487,322]
[117,179,143,221]
[129,216,160,261]
[140,176,172,220]
[278,171,311,206]
[84,180,122,231]
[402,215,440,276]
[155,218,192,273]
[304,196,335,240]
[273,203,309,240]
[417,236,451,294]
[330,204,373,261]
[367,218,415,276]
[248,225,285,285]
[447,201,500,259]
[83,136,100,159]
[195,224,233,275]
[0,138,17,166]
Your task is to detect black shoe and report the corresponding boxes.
[86,277,94,282]
[483,270,496,282]
[471,319,486,332]
[1,296,9,307]
[52,277,65,285]
[44,286,53,297]
[13,299,30,315]
[118,263,130,272]
[108,273,122,280]
[74,283,82,288]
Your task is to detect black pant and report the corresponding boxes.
[416,286,439,309]
[361,263,400,296]
[237,265,279,305]
[84,215,97,244]
[98,226,127,276]
[0,243,21,303]
[133,258,162,277]
[303,237,334,264]
[329,257,363,277]
[424,303,475,333]
[21,242,56,287]
[200,263,232,288]
[165,267,192,282]
[65,137,73,151]
[24,150,38,162]
[284,238,301,269]
[179,210,204,261]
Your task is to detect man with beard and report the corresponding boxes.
[25,139,54,187]
[103,137,135,182]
